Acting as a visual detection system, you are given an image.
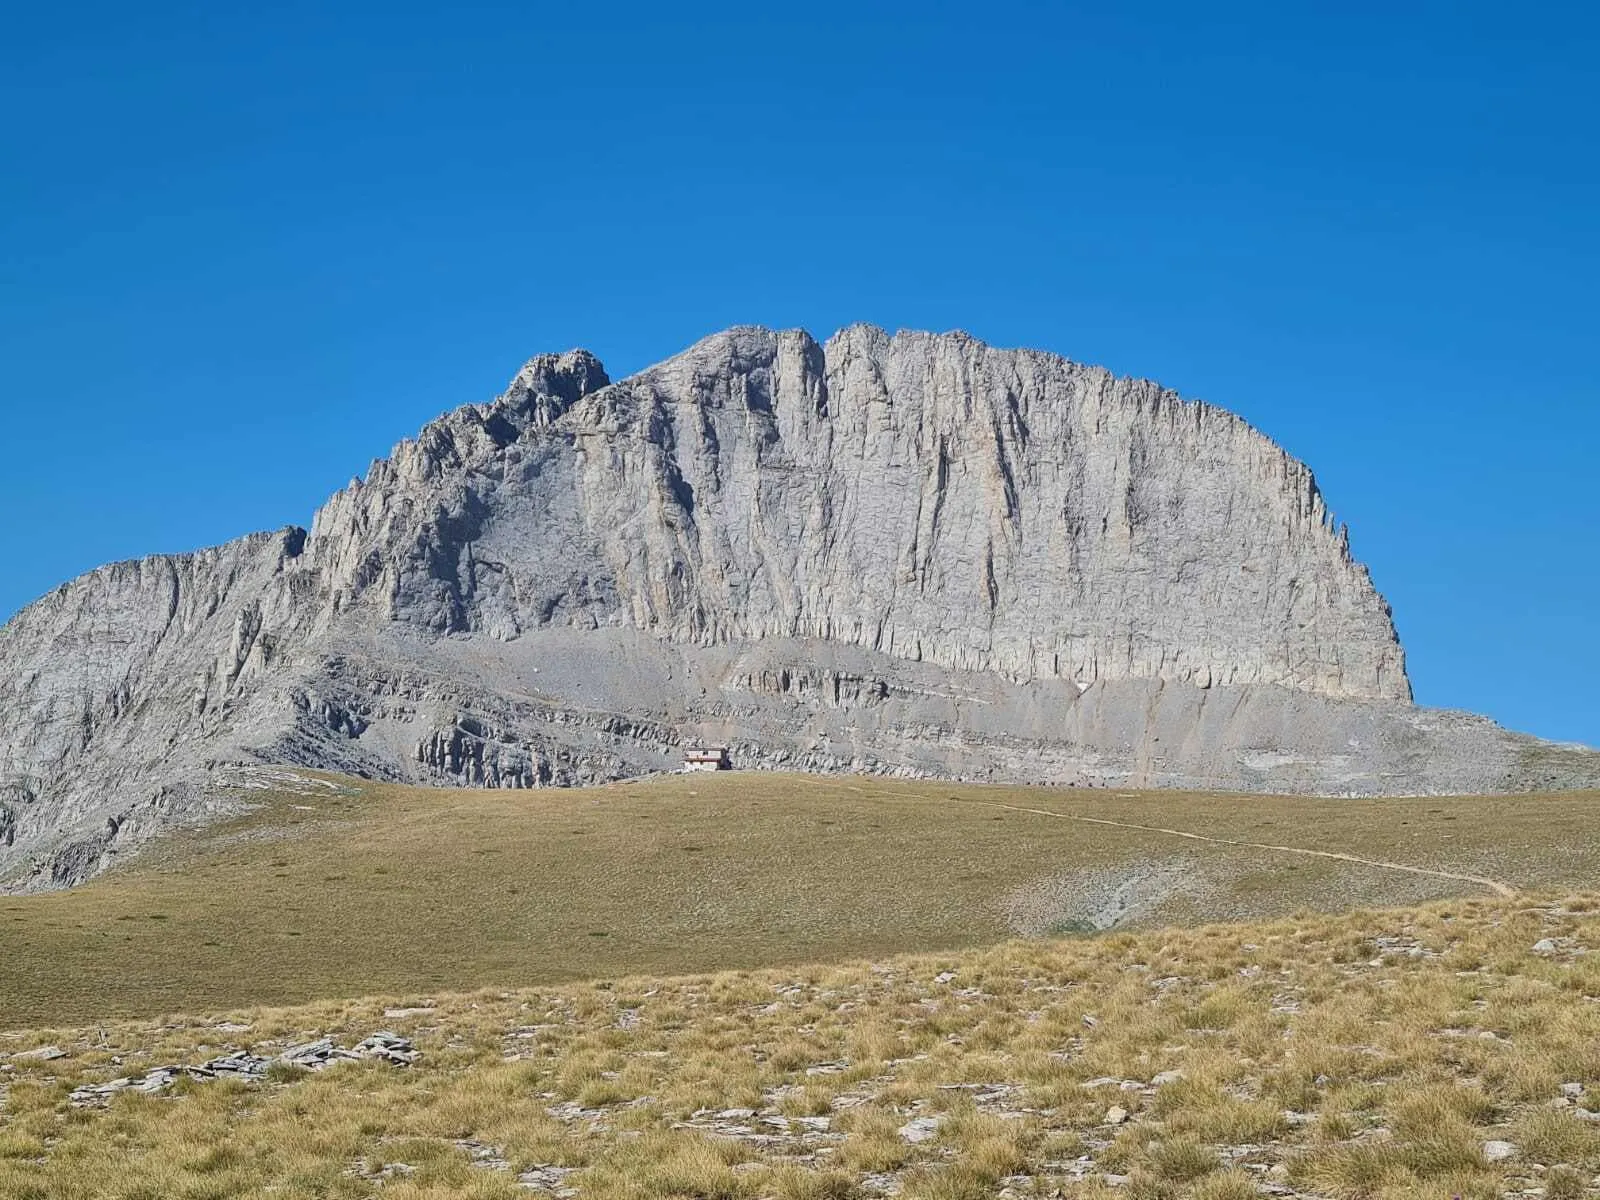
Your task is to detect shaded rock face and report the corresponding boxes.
[0,326,1592,890]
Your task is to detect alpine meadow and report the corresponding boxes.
[4,5,1599,1199]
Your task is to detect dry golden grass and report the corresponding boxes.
[6,891,1600,1197]
[3,773,1600,1028]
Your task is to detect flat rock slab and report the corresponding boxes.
[69,1033,417,1106]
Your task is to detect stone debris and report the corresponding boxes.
[674,1106,841,1152]
[1078,1076,1144,1094]
[69,1033,416,1106]
[353,1159,417,1181]
[898,1115,943,1143]
[456,1139,512,1171]
[544,1095,654,1132]
[517,1164,579,1195]
[1371,934,1434,959]
[546,1100,603,1124]
[1483,1139,1518,1163]
[1105,1105,1129,1125]
[355,1032,419,1064]
[1532,937,1582,956]
[936,1081,1028,1113]
[805,1059,849,1075]
[281,1032,419,1068]
[454,1142,578,1196]
[12,1045,66,1061]
[215,766,358,795]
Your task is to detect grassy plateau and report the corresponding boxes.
[2,773,1600,1199]
[3,773,1600,1028]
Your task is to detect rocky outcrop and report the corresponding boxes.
[304,327,1406,697]
[1,325,1593,890]
[550,327,1408,700]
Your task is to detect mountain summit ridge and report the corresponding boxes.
[0,325,1589,890]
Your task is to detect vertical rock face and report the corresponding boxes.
[0,325,1589,890]
[560,326,1408,698]
[304,326,1407,698]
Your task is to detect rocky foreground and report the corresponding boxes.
[4,325,1597,890]
[5,894,1600,1198]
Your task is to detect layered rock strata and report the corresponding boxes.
[1,326,1591,890]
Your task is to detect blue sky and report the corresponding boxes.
[2,2,1595,745]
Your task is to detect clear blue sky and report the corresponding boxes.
[2,2,1595,745]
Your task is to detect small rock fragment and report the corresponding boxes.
[517,1163,577,1195]
[1532,937,1582,956]
[899,1116,942,1143]
[14,1045,66,1061]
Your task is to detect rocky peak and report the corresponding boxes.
[9,322,1595,894]
[530,325,1410,701]
[502,348,610,422]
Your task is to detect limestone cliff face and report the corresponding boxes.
[0,325,1586,890]
[307,326,1407,698]
[0,530,309,882]
[559,326,1406,698]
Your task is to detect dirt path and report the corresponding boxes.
[944,795,1520,899]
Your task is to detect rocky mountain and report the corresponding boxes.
[2,325,1595,891]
